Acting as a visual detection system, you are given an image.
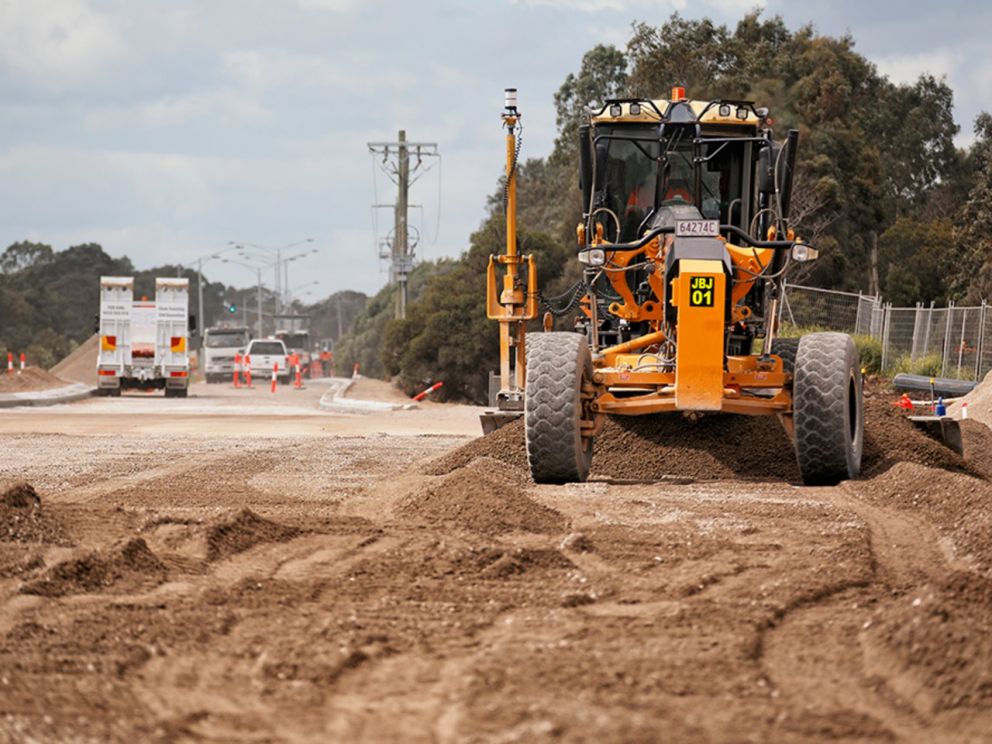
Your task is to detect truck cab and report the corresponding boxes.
[203,326,250,384]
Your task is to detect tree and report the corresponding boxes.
[551,44,628,164]
[0,242,54,273]
[951,113,992,303]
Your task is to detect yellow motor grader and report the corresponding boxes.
[486,87,863,486]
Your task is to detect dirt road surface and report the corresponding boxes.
[1,379,990,743]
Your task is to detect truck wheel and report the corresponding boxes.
[771,337,800,374]
[792,332,863,486]
[164,388,175,398]
[525,332,596,484]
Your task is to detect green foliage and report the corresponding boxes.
[302,290,368,346]
[878,218,955,305]
[776,329,882,374]
[335,261,450,379]
[889,353,943,378]
[852,334,883,375]
[381,222,570,404]
[951,113,992,303]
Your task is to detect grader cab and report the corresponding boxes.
[486,88,863,486]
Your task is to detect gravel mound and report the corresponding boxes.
[49,334,99,386]
[428,392,981,483]
[0,367,69,393]
[950,370,992,427]
[206,508,301,561]
[863,462,992,573]
[21,538,167,597]
[0,483,70,545]
[861,395,979,478]
[400,457,566,535]
[961,419,992,479]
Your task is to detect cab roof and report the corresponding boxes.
[589,97,763,128]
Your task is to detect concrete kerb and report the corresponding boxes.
[0,382,96,409]
[318,377,417,413]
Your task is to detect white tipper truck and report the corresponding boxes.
[203,326,251,383]
[97,276,191,397]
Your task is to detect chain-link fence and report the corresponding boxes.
[780,283,992,381]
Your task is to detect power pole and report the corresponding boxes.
[368,131,439,319]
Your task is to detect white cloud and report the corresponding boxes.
[295,0,358,11]
[514,0,626,11]
[874,49,959,86]
[0,0,128,92]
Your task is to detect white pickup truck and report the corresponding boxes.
[245,338,290,385]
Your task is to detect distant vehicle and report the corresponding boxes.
[275,329,312,377]
[203,326,251,384]
[245,338,290,385]
[274,314,313,377]
[96,276,192,398]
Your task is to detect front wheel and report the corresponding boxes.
[792,332,863,486]
[525,332,596,484]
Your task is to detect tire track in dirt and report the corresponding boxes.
[761,484,992,742]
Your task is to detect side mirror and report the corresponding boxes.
[578,125,593,212]
[757,142,781,195]
[188,313,197,334]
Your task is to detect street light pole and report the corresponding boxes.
[197,258,205,341]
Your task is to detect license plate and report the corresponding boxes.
[675,219,719,237]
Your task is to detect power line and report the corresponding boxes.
[367,131,440,320]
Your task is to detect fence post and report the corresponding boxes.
[976,300,987,381]
[780,284,794,327]
[910,302,922,362]
[957,307,968,379]
[921,301,934,359]
[941,301,954,378]
[880,303,892,372]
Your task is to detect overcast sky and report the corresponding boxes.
[1,0,988,300]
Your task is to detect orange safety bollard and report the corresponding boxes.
[18,352,25,374]
[270,362,278,393]
[352,362,360,379]
[412,381,444,401]
[289,352,302,389]
[6,352,12,375]
[245,355,253,388]
[233,353,242,388]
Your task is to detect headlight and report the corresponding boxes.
[578,248,605,266]
[791,244,819,262]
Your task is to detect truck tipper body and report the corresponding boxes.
[96,276,191,397]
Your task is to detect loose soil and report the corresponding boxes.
[1,391,991,742]
[0,367,69,393]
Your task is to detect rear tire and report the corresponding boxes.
[792,332,863,486]
[525,332,595,484]
[771,337,800,374]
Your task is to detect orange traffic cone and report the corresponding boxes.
[271,362,278,393]
[233,353,242,388]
